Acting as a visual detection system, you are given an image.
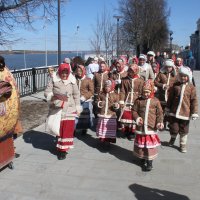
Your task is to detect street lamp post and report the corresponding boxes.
[75,25,80,56]
[58,0,61,65]
[169,31,173,55]
[113,15,122,58]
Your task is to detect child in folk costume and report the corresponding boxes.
[119,64,144,140]
[154,59,177,128]
[93,61,109,118]
[44,63,82,160]
[75,65,94,134]
[96,79,119,145]
[165,66,198,153]
[132,80,164,171]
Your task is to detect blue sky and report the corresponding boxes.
[1,0,200,51]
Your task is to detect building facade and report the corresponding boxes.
[190,18,200,70]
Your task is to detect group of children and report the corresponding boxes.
[46,54,199,171]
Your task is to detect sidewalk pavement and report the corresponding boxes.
[0,72,200,200]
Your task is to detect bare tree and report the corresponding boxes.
[90,14,103,55]
[90,6,115,59]
[0,0,67,45]
[101,6,115,60]
[119,0,170,55]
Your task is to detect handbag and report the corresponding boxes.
[46,108,62,136]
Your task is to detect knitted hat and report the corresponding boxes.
[179,66,193,83]
[139,54,147,61]
[147,51,155,57]
[164,59,175,67]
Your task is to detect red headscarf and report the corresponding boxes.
[77,65,86,78]
[142,80,155,98]
[128,64,140,78]
[58,63,70,78]
[132,56,138,64]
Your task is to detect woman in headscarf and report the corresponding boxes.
[75,65,94,134]
[44,63,81,160]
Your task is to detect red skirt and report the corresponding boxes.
[133,133,160,160]
[56,119,75,152]
[134,134,160,148]
[120,109,134,124]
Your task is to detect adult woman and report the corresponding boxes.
[44,63,81,160]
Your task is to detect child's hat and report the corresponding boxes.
[179,66,193,83]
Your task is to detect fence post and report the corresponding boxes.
[32,68,37,93]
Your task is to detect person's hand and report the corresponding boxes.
[136,117,143,126]
[157,123,164,130]
[163,84,169,90]
[113,103,119,109]
[191,114,199,120]
[115,79,121,85]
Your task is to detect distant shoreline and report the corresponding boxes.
[0,50,93,55]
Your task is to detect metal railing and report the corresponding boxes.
[12,65,58,97]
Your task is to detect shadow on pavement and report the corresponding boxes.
[23,130,57,155]
[161,141,180,151]
[129,183,190,200]
[76,133,140,167]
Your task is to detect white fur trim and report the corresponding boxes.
[144,99,151,134]
[105,93,109,115]
[135,130,156,135]
[97,101,103,108]
[97,114,117,118]
[191,113,199,118]
[119,101,125,104]
[169,113,189,120]
[80,96,86,102]
[175,84,187,119]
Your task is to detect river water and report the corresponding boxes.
[1,53,85,70]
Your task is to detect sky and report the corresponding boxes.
[1,0,200,51]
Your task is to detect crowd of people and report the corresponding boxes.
[45,51,199,172]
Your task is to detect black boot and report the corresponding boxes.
[140,159,146,169]
[57,151,67,160]
[81,129,87,135]
[146,160,153,171]
[126,132,135,141]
